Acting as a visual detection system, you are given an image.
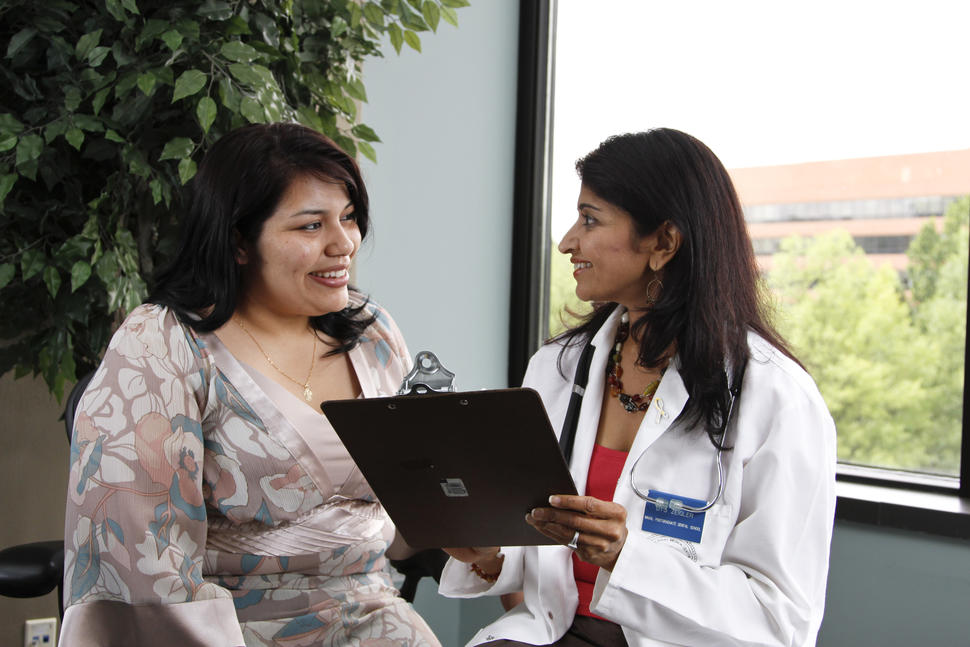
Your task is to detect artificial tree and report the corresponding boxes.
[0,0,469,398]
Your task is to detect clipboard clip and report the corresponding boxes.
[397,351,457,395]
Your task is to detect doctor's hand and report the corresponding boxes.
[526,495,628,571]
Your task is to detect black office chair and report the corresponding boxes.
[389,549,449,603]
[0,371,94,618]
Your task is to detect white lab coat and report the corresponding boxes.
[438,307,836,646]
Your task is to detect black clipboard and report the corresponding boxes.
[320,387,578,549]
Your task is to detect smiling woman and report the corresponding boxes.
[60,123,441,647]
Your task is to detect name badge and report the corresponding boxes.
[641,489,707,543]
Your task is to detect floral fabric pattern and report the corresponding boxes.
[61,296,439,647]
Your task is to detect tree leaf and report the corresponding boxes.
[220,40,259,63]
[344,77,367,102]
[21,248,45,281]
[351,123,381,142]
[43,266,62,298]
[161,29,184,51]
[172,69,206,102]
[104,0,126,21]
[439,0,470,7]
[229,63,262,87]
[136,72,157,96]
[65,128,85,151]
[357,140,377,163]
[422,1,440,32]
[105,129,125,143]
[0,114,25,135]
[240,96,265,123]
[196,96,217,133]
[403,29,421,52]
[92,87,111,115]
[178,158,197,184]
[440,6,458,27]
[0,135,16,152]
[197,0,234,21]
[88,46,111,67]
[159,136,194,161]
[6,28,37,59]
[0,263,15,289]
[64,87,82,111]
[15,134,43,166]
[0,174,15,203]
[74,115,105,132]
[122,0,140,14]
[70,260,93,292]
[75,29,103,60]
[363,2,385,28]
[388,23,403,54]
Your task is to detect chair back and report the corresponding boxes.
[63,371,94,443]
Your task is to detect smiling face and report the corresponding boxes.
[238,174,361,319]
[557,184,661,310]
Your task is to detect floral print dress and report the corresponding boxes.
[60,298,440,647]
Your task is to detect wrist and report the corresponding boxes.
[470,552,504,582]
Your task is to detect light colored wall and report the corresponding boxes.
[0,373,70,646]
[355,0,519,393]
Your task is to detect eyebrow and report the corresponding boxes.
[578,202,602,211]
[289,201,354,218]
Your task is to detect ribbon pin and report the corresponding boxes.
[654,397,667,423]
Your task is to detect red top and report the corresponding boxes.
[573,443,629,619]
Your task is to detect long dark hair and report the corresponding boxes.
[557,128,799,446]
[149,122,375,351]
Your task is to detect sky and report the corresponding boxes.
[549,0,970,239]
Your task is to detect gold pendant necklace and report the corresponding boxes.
[235,319,317,402]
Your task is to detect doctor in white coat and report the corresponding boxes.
[439,129,836,647]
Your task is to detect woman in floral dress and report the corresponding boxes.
[61,123,440,647]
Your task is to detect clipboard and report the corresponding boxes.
[320,353,577,549]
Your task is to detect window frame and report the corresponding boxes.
[508,0,970,538]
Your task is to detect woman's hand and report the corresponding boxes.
[526,495,628,571]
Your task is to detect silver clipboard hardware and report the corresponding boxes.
[397,351,456,395]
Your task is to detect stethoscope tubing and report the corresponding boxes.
[559,310,745,514]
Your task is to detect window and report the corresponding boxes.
[510,0,970,532]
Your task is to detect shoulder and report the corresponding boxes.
[349,291,411,369]
[739,332,834,445]
[106,303,207,365]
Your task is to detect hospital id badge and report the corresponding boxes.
[641,490,707,543]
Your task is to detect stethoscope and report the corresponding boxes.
[558,313,746,514]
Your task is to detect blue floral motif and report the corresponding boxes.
[69,536,100,603]
[275,612,327,639]
[75,436,103,495]
[232,589,265,610]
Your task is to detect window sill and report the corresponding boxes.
[835,479,970,539]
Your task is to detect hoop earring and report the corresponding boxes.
[646,278,664,304]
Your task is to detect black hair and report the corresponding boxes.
[149,122,375,352]
[556,128,800,447]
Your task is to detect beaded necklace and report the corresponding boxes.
[606,312,666,413]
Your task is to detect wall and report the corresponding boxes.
[819,521,970,646]
[0,373,70,646]
[355,1,520,644]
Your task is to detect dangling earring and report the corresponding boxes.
[646,278,663,304]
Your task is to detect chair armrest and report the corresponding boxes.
[0,540,64,598]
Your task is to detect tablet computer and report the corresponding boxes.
[320,388,577,549]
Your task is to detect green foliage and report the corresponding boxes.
[768,197,969,475]
[0,0,467,399]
